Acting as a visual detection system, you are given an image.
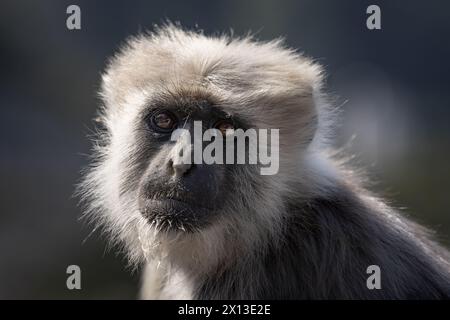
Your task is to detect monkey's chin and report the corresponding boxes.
[140,198,213,233]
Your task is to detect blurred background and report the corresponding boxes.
[0,0,449,299]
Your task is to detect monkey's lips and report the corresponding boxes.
[139,197,213,233]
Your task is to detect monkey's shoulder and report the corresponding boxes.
[269,192,450,299]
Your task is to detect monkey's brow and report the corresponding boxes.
[146,100,231,117]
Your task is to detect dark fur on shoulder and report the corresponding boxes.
[198,180,450,299]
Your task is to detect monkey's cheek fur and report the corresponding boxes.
[139,198,214,233]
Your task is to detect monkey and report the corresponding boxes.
[78,24,450,299]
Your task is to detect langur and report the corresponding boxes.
[78,24,450,299]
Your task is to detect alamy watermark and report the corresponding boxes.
[169,121,279,175]
[66,265,81,290]
[66,5,81,30]
[366,265,381,290]
[366,5,381,30]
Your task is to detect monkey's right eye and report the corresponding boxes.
[148,111,178,132]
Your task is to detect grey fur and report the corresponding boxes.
[78,24,450,299]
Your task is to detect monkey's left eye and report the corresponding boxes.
[149,111,178,132]
[214,119,235,136]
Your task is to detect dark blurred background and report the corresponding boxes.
[0,0,449,299]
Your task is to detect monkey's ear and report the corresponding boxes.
[296,89,321,148]
[294,61,327,147]
[274,84,324,150]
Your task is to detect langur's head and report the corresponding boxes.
[79,24,329,267]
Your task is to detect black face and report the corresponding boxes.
[133,102,241,233]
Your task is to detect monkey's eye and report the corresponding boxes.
[149,111,177,132]
[214,119,235,136]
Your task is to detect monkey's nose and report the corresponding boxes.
[168,159,192,177]
[167,130,194,178]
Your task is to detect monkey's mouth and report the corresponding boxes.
[139,197,214,233]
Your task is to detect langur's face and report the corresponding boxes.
[89,28,322,248]
[130,94,257,233]
[117,85,313,236]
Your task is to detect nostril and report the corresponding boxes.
[166,158,192,177]
[166,159,175,175]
